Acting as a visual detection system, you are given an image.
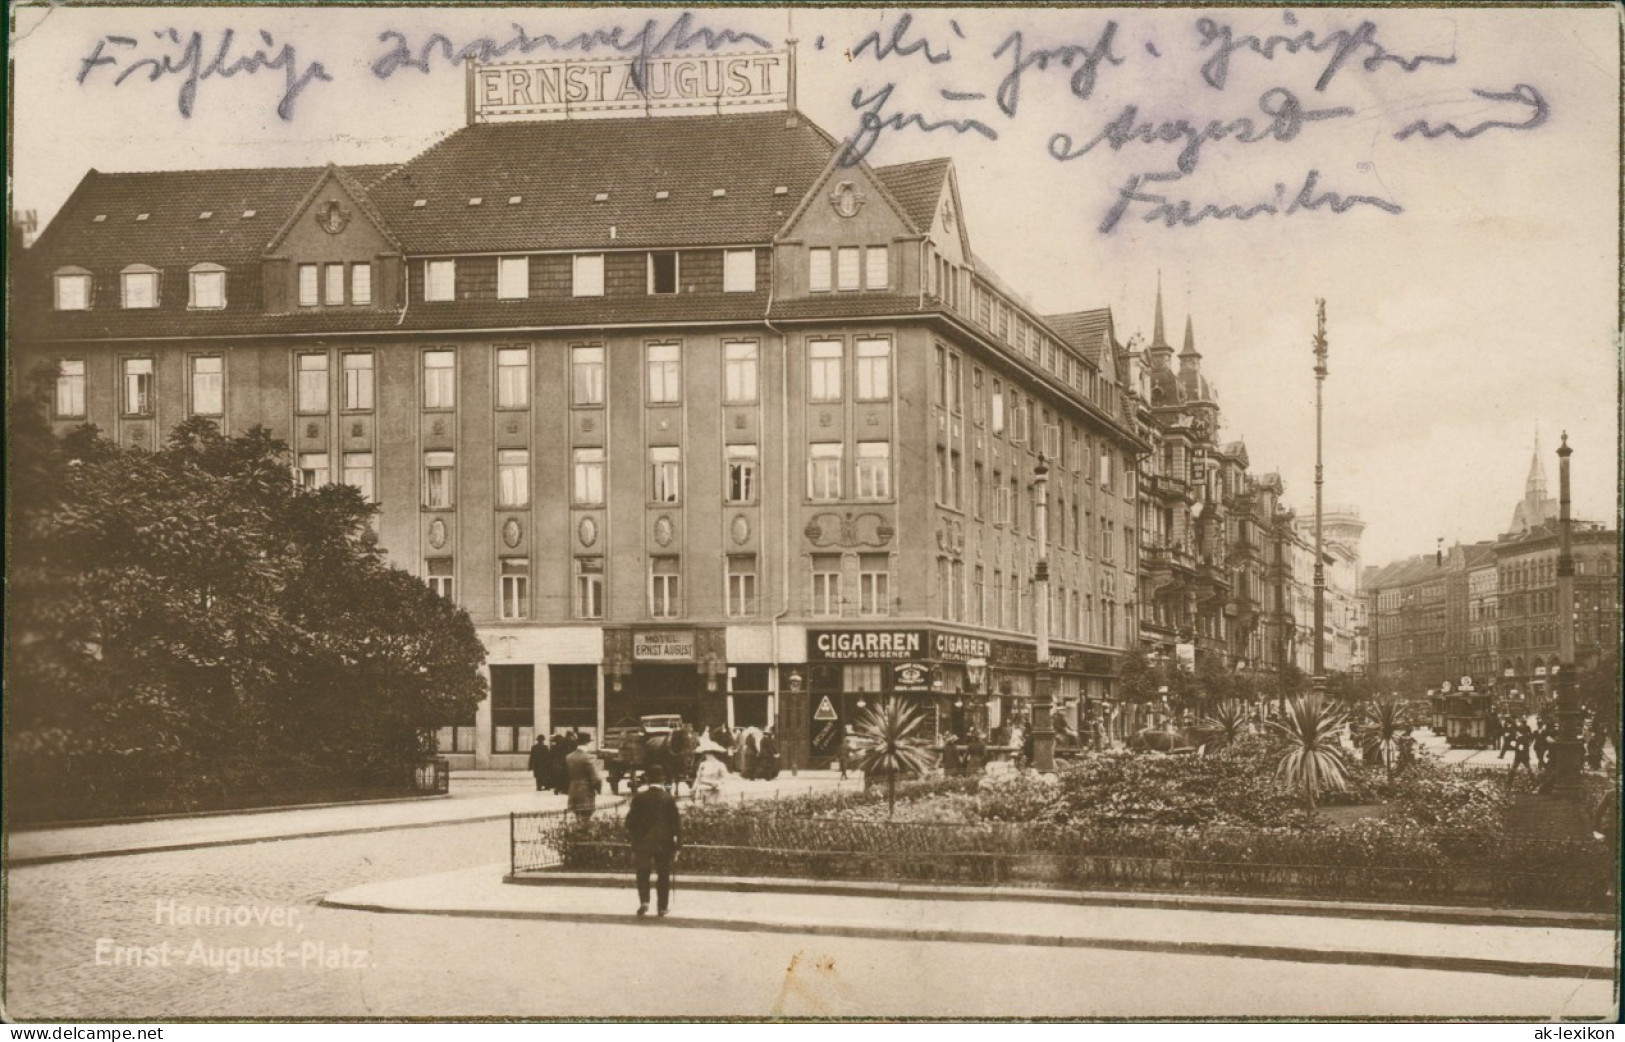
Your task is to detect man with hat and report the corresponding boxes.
[626,765,682,917]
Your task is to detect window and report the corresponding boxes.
[298,452,329,490]
[726,444,758,504]
[650,446,681,503]
[573,448,605,505]
[855,338,890,400]
[351,263,372,305]
[498,449,530,508]
[426,558,454,600]
[324,263,345,305]
[54,271,90,311]
[837,247,860,290]
[935,345,947,405]
[189,265,226,309]
[496,347,528,408]
[811,555,842,615]
[575,557,604,619]
[1011,402,1028,445]
[809,247,831,291]
[994,472,1010,525]
[648,251,678,295]
[572,254,604,297]
[974,565,986,625]
[972,367,984,425]
[1099,450,1114,491]
[500,559,530,619]
[297,354,328,409]
[572,346,604,405]
[727,555,758,617]
[952,561,966,622]
[723,249,756,292]
[991,381,1005,435]
[993,568,1005,627]
[190,356,223,416]
[122,267,158,309]
[649,557,681,617]
[947,450,962,509]
[55,359,85,417]
[297,264,319,306]
[343,452,375,502]
[496,256,529,300]
[725,341,758,403]
[947,354,962,414]
[809,340,842,402]
[123,358,153,415]
[865,245,889,290]
[808,442,842,501]
[973,462,985,518]
[423,350,455,409]
[856,441,891,499]
[424,451,455,508]
[342,353,374,410]
[425,260,455,302]
[647,343,681,403]
[859,554,889,616]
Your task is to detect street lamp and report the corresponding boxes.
[1311,299,1329,698]
[1549,433,1583,797]
[1032,451,1055,771]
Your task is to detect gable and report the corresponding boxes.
[781,152,918,248]
[927,167,971,266]
[266,167,398,262]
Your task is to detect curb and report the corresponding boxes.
[317,894,1616,982]
[507,872,1617,931]
[6,800,627,869]
[8,792,452,833]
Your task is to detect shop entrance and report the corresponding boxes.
[607,664,702,727]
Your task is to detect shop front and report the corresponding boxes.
[602,627,728,730]
[801,628,993,765]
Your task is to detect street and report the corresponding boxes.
[5,792,1615,1020]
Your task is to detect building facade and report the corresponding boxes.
[18,72,1150,768]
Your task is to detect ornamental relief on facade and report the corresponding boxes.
[804,512,892,548]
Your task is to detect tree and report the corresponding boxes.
[7,405,487,818]
[1356,696,1409,776]
[849,698,937,816]
[1267,696,1350,813]
[1265,662,1309,713]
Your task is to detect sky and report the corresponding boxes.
[9,4,1619,567]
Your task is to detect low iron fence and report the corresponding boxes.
[510,810,1615,911]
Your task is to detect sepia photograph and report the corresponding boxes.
[4,1,1620,1024]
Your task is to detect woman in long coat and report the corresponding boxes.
[565,739,602,821]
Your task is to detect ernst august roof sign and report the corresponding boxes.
[468,51,790,123]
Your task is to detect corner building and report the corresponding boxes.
[19,86,1146,768]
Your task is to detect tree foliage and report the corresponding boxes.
[7,391,487,820]
[1267,696,1351,813]
[849,698,937,816]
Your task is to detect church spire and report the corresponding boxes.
[1526,428,1548,498]
[1149,272,1171,353]
[1180,314,1201,359]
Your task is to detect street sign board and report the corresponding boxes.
[813,695,838,721]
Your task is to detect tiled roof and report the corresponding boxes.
[1366,555,1446,590]
[873,157,950,233]
[28,166,376,269]
[1048,309,1114,366]
[369,112,839,253]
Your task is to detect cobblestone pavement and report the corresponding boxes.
[7,813,1617,1020]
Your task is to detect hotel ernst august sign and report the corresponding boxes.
[468,50,791,123]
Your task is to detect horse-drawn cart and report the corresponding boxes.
[602,714,698,794]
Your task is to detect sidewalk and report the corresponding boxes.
[323,867,1618,982]
[5,772,855,866]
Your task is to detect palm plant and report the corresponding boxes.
[849,698,937,816]
[1196,699,1252,751]
[1267,695,1350,814]
[1357,696,1407,776]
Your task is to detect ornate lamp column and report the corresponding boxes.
[1311,299,1329,698]
[1549,433,1583,796]
[1033,452,1055,771]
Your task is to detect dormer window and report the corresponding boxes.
[189,263,226,309]
[54,268,91,311]
[121,265,159,309]
[424,260,455,302]
[648,251,678,295]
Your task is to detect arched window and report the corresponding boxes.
[120,264,160,309]
[53,266,92,311]
[188,263,227,310]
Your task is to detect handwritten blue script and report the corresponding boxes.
[77,28,331,120]
[1195,14,1456,92]
[1099,169,1403,234]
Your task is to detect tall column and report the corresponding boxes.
[1033,454,1055,771]
[1549,433,1583,797]
[1311,299,1329,698]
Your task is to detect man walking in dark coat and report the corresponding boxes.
[548,734,571,795]
[626,765,681,917]
[527,735,549,792]
[1507,723,1536,791]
